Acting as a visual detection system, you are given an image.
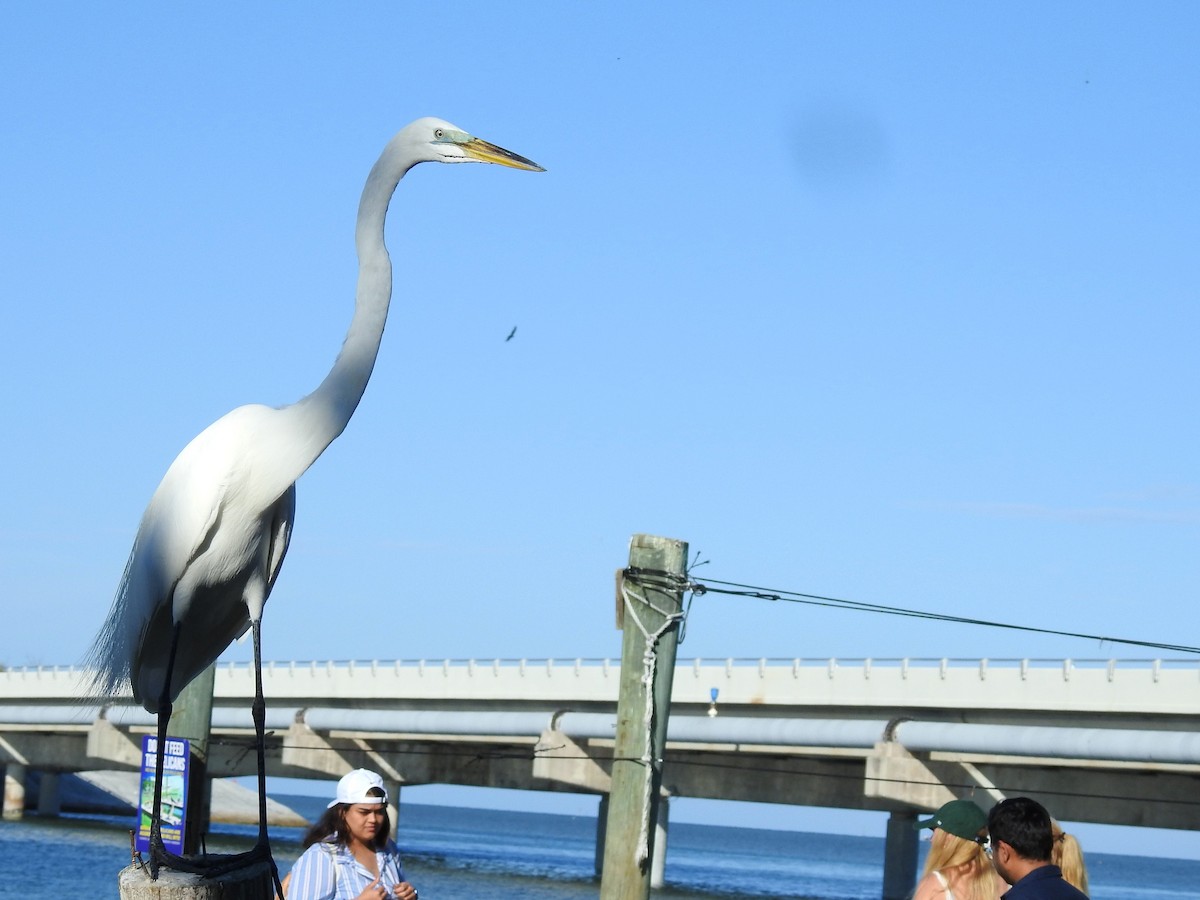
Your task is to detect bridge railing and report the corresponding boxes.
[3,657,1197,717]
[4,655,1198,678]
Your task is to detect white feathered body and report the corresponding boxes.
[91,403,304,710]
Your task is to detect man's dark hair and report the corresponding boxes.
[987,796,1054,861]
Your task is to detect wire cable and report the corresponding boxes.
[691,576,1200,655]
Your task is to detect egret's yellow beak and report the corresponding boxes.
[463,137,546,172]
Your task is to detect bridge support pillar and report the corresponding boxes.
[37,771,61,816]
[3,762,27,820]
[386,779,401,831]
[881,809,919,900]
[595,795,608,878]
[650,797,669,889]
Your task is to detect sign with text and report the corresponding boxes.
[135,735,189,855]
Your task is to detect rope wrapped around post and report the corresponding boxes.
[619,572,685,865]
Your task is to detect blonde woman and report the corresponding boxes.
[912,800,1005,900]
[1051,820,1090,894]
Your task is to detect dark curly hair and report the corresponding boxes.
[301,786,390,851]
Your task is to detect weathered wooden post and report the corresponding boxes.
[116,861,273,900]
[169,663,216,854]
[599,534,687,900]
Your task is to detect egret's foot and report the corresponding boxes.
[148,839,274,880]
[148,822,163,880]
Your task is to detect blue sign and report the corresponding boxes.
[135,735,189,855]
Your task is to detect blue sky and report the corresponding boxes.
[2,2,1198,859]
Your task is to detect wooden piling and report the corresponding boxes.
[117,860,272,900]
[599,534,687,900]
[167,663,216,854]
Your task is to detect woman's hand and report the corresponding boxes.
[392,882,417,900]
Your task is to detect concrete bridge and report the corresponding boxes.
[3,656,1199,896]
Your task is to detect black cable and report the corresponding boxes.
[691,576,1200,655]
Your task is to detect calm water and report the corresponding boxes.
[1,800,1196,899]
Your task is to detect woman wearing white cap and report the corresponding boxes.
[283,769,417,900]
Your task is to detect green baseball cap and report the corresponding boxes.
[913,799,987,843]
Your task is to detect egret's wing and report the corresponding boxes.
[141,409,303,702]
[130,419,241,707]
[84,424,227,704]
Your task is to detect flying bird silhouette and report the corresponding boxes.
[85,117,543,884]
[506,325,517,341]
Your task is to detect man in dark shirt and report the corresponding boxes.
[987,797,1089,899]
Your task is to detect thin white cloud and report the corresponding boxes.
[946,501,1200,525]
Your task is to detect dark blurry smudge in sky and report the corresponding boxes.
[792,102,892,191]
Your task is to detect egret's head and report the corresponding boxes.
[398,116,545,172]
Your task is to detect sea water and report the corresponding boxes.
[1,800,1196,899]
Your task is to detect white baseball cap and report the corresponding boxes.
[328,768,388,809]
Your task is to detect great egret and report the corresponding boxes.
[85,118,544,884]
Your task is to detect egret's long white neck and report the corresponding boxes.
[285,143,411,473]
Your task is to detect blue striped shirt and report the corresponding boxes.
[286,838,407,900]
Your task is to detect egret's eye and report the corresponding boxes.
[434,129,444,139]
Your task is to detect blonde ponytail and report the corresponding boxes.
[1051,821,1089,894]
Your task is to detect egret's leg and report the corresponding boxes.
[251,619,284,898]
[148,625,182,880]
[140,622,279,886]
[251,621,269,845]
